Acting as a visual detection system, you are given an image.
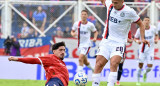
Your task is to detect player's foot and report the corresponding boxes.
[136,82,141,86]
[143,72,147,82]
[116,81,120,85]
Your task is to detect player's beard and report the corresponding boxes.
[60,56,64,60]
[60,54,64,60]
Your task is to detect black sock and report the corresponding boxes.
[117,63,124,81]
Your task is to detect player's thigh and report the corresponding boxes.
[96,41,110,60]
[146,52,154,65]
[110,44,125,63]
[46,78,63,86]
[79,47,90,55]
[94,55,108,73]
[138,52,146,63]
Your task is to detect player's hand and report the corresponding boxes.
[8,56,18,61]
[73,33,77,37]
[92,38,97,42]
[142,39,150,47]
[135,40,141,44]
[154,40,158,44]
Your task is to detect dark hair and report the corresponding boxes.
[52,42,65,50]
[81,10,88,14]
[143,16,150,20]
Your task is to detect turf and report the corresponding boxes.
[0,79,160,86]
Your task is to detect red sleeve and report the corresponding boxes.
[128,30,132,39]
[18,58,41,64]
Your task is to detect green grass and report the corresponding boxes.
[0,79,160,86]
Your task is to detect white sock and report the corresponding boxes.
[78,66,83,72]
[92,73,101,86]
[87,64,94,72]
[107,72,117,86]
[144,67,152,74]
[137,68,142,82]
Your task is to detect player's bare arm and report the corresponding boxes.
[154,34,159,44]
[99,0,105,6]
[136,20,150,47]
[92,31,98,42]
[71,30,77,37]
[127,38,133,43]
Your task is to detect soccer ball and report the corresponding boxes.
[73,72,88,86]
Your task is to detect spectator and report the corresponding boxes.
[87,16,96,25]
[32,6,47,36]
[10,36,21,56]
[28,28,36,38]
[63,26,71,37]
[56,27,63,37]
[21,22,30,38]
[3,36,12,55]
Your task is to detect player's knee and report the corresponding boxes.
[111,62,119,68]
[147,64,153,67]
[84,61,89,65]
[139,63,143,68]
[95,61,104,69]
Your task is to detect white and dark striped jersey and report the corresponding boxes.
[103,0,140,43]
[135,25,158,52]
[72,21,97,48]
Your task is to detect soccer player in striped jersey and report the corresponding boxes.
[8,42,69,86]
[134,16,159,85]
[71,10,98,72]
[116,30,133,85]
[92,0,150,86]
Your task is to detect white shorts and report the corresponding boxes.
[138,49,154,64]
[96,39,126,61]
[78,47,90,55]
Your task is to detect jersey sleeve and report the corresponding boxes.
[154,27,158,35]
[105,0,112,8]
[38,56,51,66]
[134,28,140,39]
[18,57,41,64]
[129,9,140,23]
[72,22,78,31]
[90,23,97,32]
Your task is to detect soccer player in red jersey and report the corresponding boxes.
[8,42,69,86]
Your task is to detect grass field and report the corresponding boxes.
[0,79,160,86]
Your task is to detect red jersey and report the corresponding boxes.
[18,54,69,86]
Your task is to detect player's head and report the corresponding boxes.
[112,0,124,10]
[52,42,66,60]
[143,16,150,27]
[81,10,88,21]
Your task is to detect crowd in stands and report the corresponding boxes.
[0,0,160,39]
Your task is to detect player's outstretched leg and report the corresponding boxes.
[143,64,152,82]
[116,63,123,85]
[92,55,108,86]
[107,55,121,86]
